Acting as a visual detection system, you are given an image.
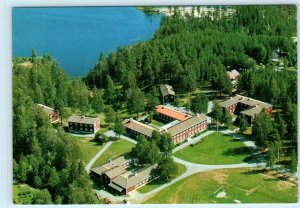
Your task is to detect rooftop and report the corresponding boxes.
[227,69,240,80]
[124,119,156,138]
[111,164,158,190]
[36,104,56,115]
[160,84,175,97]
[91,156,130,176]
[156,105,192,121]
[165,114,207,136]
[219,95,272,109]
[68,115,99,124]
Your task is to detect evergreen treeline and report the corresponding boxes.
[84,5,296,98]
[13,56,98,204]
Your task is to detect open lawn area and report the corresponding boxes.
[137,163,187,194]
[173,132,252,164]
[143,168,298,204]
[91,139,135,168]
[71,136,104,165]
[149,119,166,127]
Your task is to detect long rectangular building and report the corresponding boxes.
[124,119,155,139]
[68,115,100,134]
[124,114,207,144]
[163,114,207,144]
[156,105,192,121]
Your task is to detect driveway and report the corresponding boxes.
[93,128,264,204]
[104,130,137,144]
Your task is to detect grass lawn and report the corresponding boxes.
[143,168,298,204]
[150,119,166,127]
[137,163,187,194]
[71,136,104,165]
[173,132,252,164]
[91,139,135,168]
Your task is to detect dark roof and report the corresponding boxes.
[160,84,175,97]
[165,114,207,136]
[124,119,155,138]
[68,115,99,124]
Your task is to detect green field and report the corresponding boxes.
[72,136,104,165]
[143,168,298,204]
[173,132,252,164]
[137,163,187,193]
[150,119,166,127]
[91,139,135,168]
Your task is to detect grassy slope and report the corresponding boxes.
[143,168,298,204]
[173,132,252,164]
[71,136,104,165]
[137,163,187,193]
[91,139,135,168]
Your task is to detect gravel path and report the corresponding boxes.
[92,128,264,204]
[85,141,113,173]
[104,130,137,144]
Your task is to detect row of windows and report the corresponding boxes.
[69,122,94,128]
[69,126,94,132]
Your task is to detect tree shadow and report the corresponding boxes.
[222,146,254,156]
[241,168,269,175]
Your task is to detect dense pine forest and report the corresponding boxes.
[13,5,297,204]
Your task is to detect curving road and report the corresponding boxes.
[92,128,265,204]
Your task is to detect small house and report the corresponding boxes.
[68,115,100,134]
[160,84,175,104]
[36,104,59,123]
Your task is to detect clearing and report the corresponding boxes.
[173,132,253,164]
[143,168,298,204]
[91,139,135,168]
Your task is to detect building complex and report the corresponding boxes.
[124,105,207,144]
[220,94,272,124]
[91,156,157,194]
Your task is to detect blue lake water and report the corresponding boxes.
[13,7,162,77]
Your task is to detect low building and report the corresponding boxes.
[227,69,240,91]
[220,95,272,125]
[91,156,131,184]
[124,119,155,139]
[156,105,192,122]
[36,104,59,123]
[68,115,100,134]
[163,114,207,144]
[91,156,157,194]
[160,84,175,103]
[124,113,207,144]
[109,164,158,194]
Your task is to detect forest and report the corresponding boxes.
[13,5,297,204]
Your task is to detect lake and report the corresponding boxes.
[13,7,162,77]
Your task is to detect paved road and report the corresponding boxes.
[85,141,113,173]
[104,130,137,144]
[93,128,264,204]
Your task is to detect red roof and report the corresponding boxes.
[156,105,192,121]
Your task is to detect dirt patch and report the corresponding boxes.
[234,199,241,203]
[210,170,229,184]
[245,182,263,196]
[216,191,227,198]
[18,62,33,68]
